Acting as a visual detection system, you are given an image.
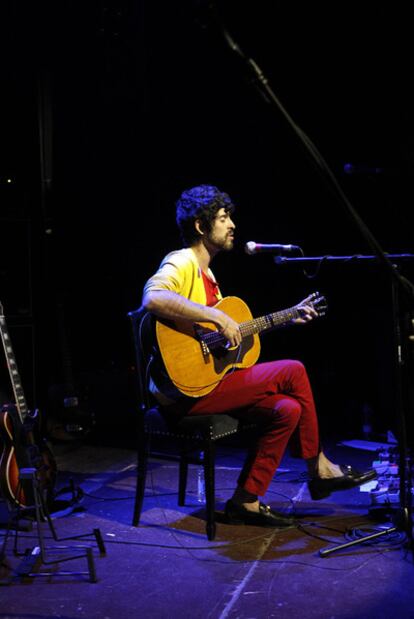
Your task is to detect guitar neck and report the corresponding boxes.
[0,311,28,423]
[239,305,301,338]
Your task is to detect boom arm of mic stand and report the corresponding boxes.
[273,254,414,265]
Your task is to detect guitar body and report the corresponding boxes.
[0,404,56,508]
[156,296,261,397]
[0,405,32,506]
[0,304,57,508]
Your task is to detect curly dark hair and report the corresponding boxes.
[176,185,235,246]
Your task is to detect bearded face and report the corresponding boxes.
[203,208,235,253]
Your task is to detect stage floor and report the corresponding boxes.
[1,439,413,619]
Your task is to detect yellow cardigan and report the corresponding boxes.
[143,247,222,304]
[143,247,222,404]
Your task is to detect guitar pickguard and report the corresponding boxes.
[210,335,255,372]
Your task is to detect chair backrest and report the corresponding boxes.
[128,307,155,412]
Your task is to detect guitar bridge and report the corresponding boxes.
[200,339,210,359]
[194,325,210,361]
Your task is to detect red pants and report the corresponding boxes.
[187,360,320,496]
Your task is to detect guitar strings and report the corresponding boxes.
[200,295,326,350]
[172,295,327,392]
[145,294,326,394]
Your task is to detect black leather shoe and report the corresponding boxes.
[308,465,377,501]
[225,500,296,528]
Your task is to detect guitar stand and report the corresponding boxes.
[0,467,106,584]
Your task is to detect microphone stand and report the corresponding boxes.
[273,254,414,556]
[198,4,414,558]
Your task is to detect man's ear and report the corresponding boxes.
[194,219,204,236]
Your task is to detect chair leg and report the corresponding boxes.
[203,442,216,541]
[133,430,148,527]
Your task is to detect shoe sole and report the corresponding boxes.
[308,474,378,501]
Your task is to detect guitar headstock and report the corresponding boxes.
[296,291,328,319]
[309,291,327,317]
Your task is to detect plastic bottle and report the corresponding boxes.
[197,452,205,503]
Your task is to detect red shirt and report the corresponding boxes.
[201,270,220,307]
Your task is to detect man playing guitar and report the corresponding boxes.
[142,184,376,527]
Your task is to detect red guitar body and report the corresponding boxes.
[0,304,57,508]
[0,405,31,506]
[0,404,56,508]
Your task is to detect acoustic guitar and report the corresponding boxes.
[0,302,56,507]
[155,292,327,397]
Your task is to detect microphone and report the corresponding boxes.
[245,241,302,255]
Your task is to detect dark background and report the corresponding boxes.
[1,1,413,445]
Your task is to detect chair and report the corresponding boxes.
[128,306,255,541]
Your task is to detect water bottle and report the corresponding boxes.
[197,453,205,503]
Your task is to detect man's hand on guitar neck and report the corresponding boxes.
[292,292,322,325]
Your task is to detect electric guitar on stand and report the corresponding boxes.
[0,302,56,508]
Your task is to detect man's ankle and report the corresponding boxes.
[241,500,260,512]
[232,487,258,506]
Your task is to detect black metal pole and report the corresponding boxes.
[198,4,414,556]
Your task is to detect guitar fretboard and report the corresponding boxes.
[240,306,301,337]
[201,293,325,351]
[0,312,28,423]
